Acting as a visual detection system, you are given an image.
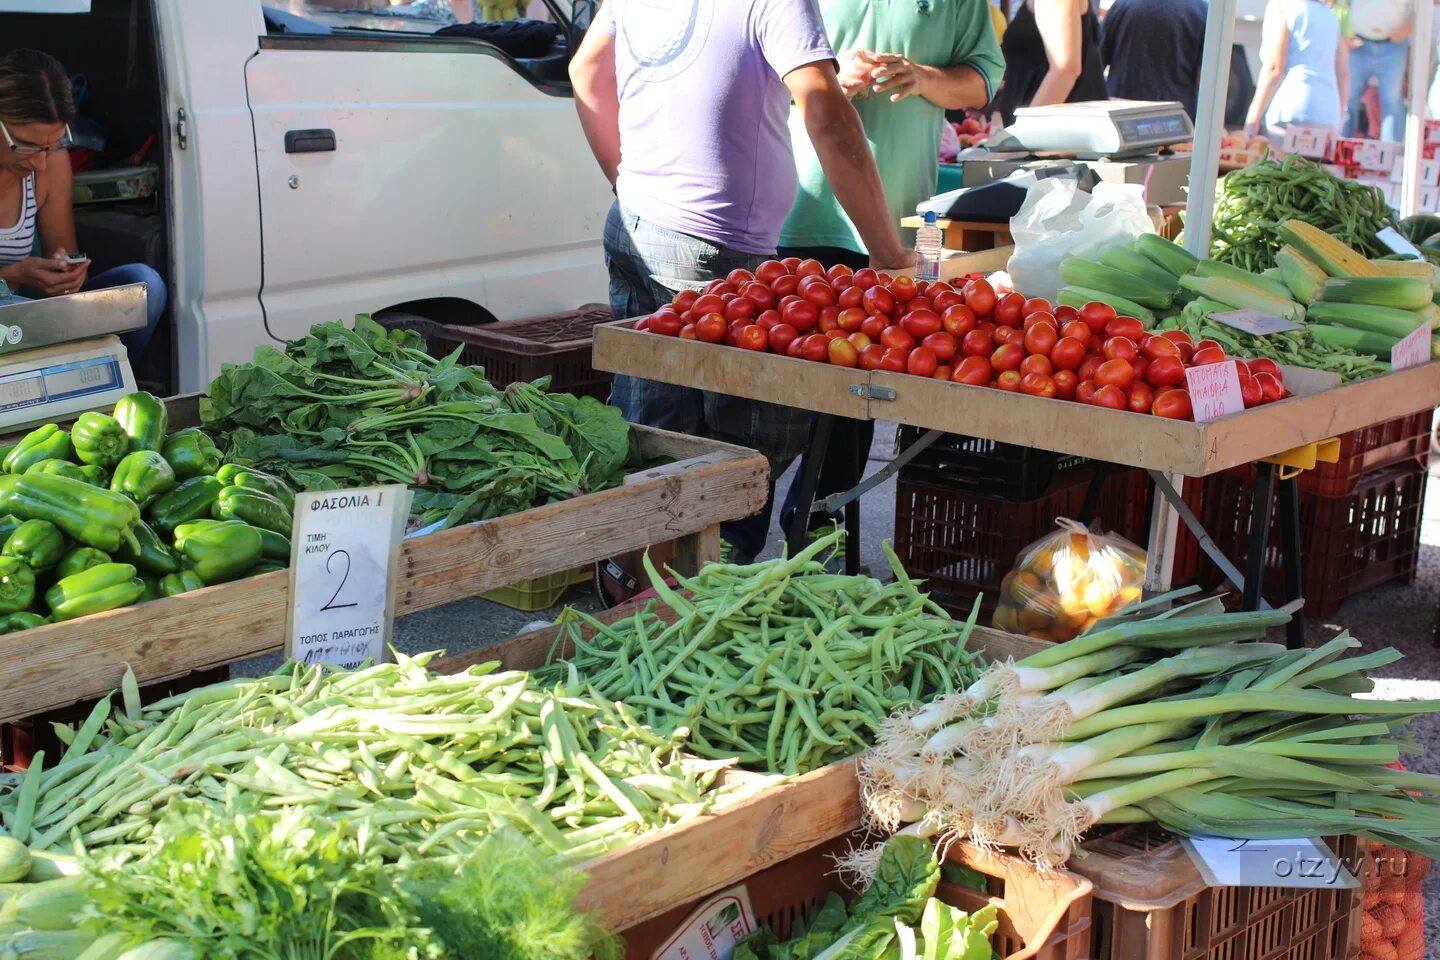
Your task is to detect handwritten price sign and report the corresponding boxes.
[285,484,411,671]
[1390,323,1432,371]
[1184,360,1245,422]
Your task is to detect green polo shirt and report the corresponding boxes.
[780,0,1005,254]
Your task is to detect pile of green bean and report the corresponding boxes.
[1160,302,1390,381]
[1210,155,1396,272]
[536,532,986,776]
[0,653,732,865]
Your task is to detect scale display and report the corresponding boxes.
[0,356,123,415]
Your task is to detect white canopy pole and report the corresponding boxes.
[1144,0,1239,596]
[1400,1,1435,218]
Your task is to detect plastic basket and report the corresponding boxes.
[431,305,614,399]
[617,833,1093,959]
[1068,824,1361,960]
[1358,838,1428,960]
[480,565,590,612]
[896,425,1091,501]
[893,467,1142,622]
[1198,462,1426,618]
[1229,409,1433,497]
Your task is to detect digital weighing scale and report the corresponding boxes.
[0,284,146,431]
[986,100,1195,160]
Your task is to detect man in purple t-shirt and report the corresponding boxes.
[570,0,908,566]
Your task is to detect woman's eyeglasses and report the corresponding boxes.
[0,120,73,157]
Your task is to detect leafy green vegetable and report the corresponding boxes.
[849,835,940,927]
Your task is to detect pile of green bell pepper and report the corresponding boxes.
[0,393,298,629]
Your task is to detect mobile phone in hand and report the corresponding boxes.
[59,253,89,265]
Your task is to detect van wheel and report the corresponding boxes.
[373,310,444,352]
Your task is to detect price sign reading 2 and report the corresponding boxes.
[286,484,412,671]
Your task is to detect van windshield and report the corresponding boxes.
[277,1,561,33]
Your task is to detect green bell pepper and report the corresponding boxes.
[161,428,221,481]
[0,515,21,547]
[146,476,224,538]
[3,425,73,474]
[1,612,47,632]
[45,563,144,622]
[138,575,161,603]
[249,560,287,576]
[3,519,65,573]
[255,527,290,562]
[110,451,177,508]
[55,547,112,581]
[113,519,179,575]
[78,465,109,487]
[159,568,205,598]
[215,465,295,510]
[173,520,262,585]
[213,486,291,536]
[71,412,130,468]
[0,556,36,615]
[112,392,168,452]
[0,474,140,554]
[25,459,87,483]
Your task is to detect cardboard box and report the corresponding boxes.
[1281,125,1333,159]
[1374,140,1404,168]
[959,154,1191,206]
[1426,120,1440,145]
[1332,137,1385,168]
[1420,185,1440,214]
[1423,158,1440,186]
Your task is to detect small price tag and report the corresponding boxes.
[651,885,757,960]
[1210,309,1303,336]
[1390,322,1433,370]
[1183,836,1359,889]
[1184,360,1245,422]
[1377,226,1425,261]
[286,484,412,671]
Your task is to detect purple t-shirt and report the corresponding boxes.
[600,0,834,254]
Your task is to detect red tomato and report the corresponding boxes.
[1054,304,1080,323]
[691,294,724,317]
[906,296,934,316]
[1053,369,1078,400]
[633,316,650,332]
[771,274,800,298]
[994,293,1026,328]
[799,276,837,308]
[836,307,866,332]
[781,256,803,273]
[1079,301,1117,332]
[777,295,802,311]
[976,321,997,338]
[831,275,852,292]
[1145,355,1185,388]
[902,309,943,339]
[679,323,697,340]
[993,325,1022,346]
[673,289,700,312]
[727,268,756,287]
[848,331,872,350]
[996,370,1023,392]
[1131,357,1149,384]
[933,365,953,381]
[828,337,859,367]
[961,329,993,357]
[860,314,888,340]
[863,286,896,317]
[1022,311,1057,332]
[880,347,909,373]
[932,289,963,313]
[1095,358,1135,389]
[1238,372,1263,408]
[880,326,917,353]
[800,334,829,362]
[1105,316,1146,341]
[723,297,757,323]
[922,331,958,362]
[1093,384,1127,410]
[755,260,789,284]
[964,278,997,317]
[1061,320,1091,343]
[838,285,865,310]
[1021,372,1057,398]
[827,263,854,283]
[1152,389,1194,420]
[768,323,799,356]
[1050,337,1087,371]
[650,312,683,336]
[952,356,992,385]
[740,282,776,311]
[736,325,768,351]
[819,305,842,331]
[695,313,727,343]
[1023,323,1059,357]
[991,343,1025,372]
[852,268,881,290]
[1104,337,1139,363]
[1195,339,1222,354]
[907,346,939,377]
[1020,354,1053,378]
[1077,355,1103,382]
[783,300,820,332]
[890,275,919,304]
[1076,380,1099,405]
[858,343,886,371]
[786,336,806,359]
[1127,382,1154,414]
[705,279,737,296]
[942,305,978,338]
[1248,358,1282,379]
[1159,329,1193,347]
[1191,347,1227,366]
[796,258,825,279]
[726,319,745,345]
[1140,335,1180,360]
[1023,297,1053,317]
[1254,371,1284,404]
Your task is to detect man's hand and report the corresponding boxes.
[867,53,934,103]
[871,248,917,272]
[837,50,878,98]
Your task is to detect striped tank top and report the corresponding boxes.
[0,174,37,266]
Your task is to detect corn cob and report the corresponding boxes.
[73,934,129,960]
[1056,285,1155,324]
[1134,233,1199,276]
[1177,275,1306,323]
[1194,260,1293,301]
[0,929,97,959]
[4,879,85,931]
[1369,258,1434,279]
[1276,246,1327,304]
[1309,324,1400,357]
[1058,259,1174,309]
[1304,302,1427,338]
[1319,276,1433,310]
[1278,220,1381,277]
[1098,243,1182,290]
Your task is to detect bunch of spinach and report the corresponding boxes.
[200,316,634,528]
[734,836,999,960]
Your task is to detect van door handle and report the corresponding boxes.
[284,129,336,154]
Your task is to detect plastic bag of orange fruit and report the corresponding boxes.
[992,518,1146,641]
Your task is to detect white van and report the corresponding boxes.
[6,0,611,392]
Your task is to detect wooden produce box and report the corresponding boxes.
[432,607,1050,934]
[0,396,769,724]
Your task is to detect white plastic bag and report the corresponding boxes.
[1007,180,1156,302]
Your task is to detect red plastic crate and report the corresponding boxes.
[1198,463,1426,618]
[431,304,615,399]
[1123,473,1206,587]
[1299,408,1432,497]
[894,467,1143,622]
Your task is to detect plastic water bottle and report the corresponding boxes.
[915,211,942,281]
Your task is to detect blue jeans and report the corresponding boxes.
[1346,39,1409,141]
[0,263,165,361]
[604,202,810,560]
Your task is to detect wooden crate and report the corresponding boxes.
[0,396,768,724]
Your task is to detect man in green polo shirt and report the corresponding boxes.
[778,0,1004,537]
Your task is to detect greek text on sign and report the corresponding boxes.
[651,885,757,960]
[286,484,411,671]
[1183,836,1359,889]
[1390,322,1432,370]
[1210,309,1304,336]
[1184,360,1245,422]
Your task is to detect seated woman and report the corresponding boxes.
[0,49,165,360]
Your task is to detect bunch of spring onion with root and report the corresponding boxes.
[859,589,1440,870]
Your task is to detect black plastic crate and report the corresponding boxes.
[897,425,1091,501]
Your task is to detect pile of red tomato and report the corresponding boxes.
[635,257,1287,421]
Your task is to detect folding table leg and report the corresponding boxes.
[1277,475,1305,648]
[1243,461,1276,613]
[787,414,834,558]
